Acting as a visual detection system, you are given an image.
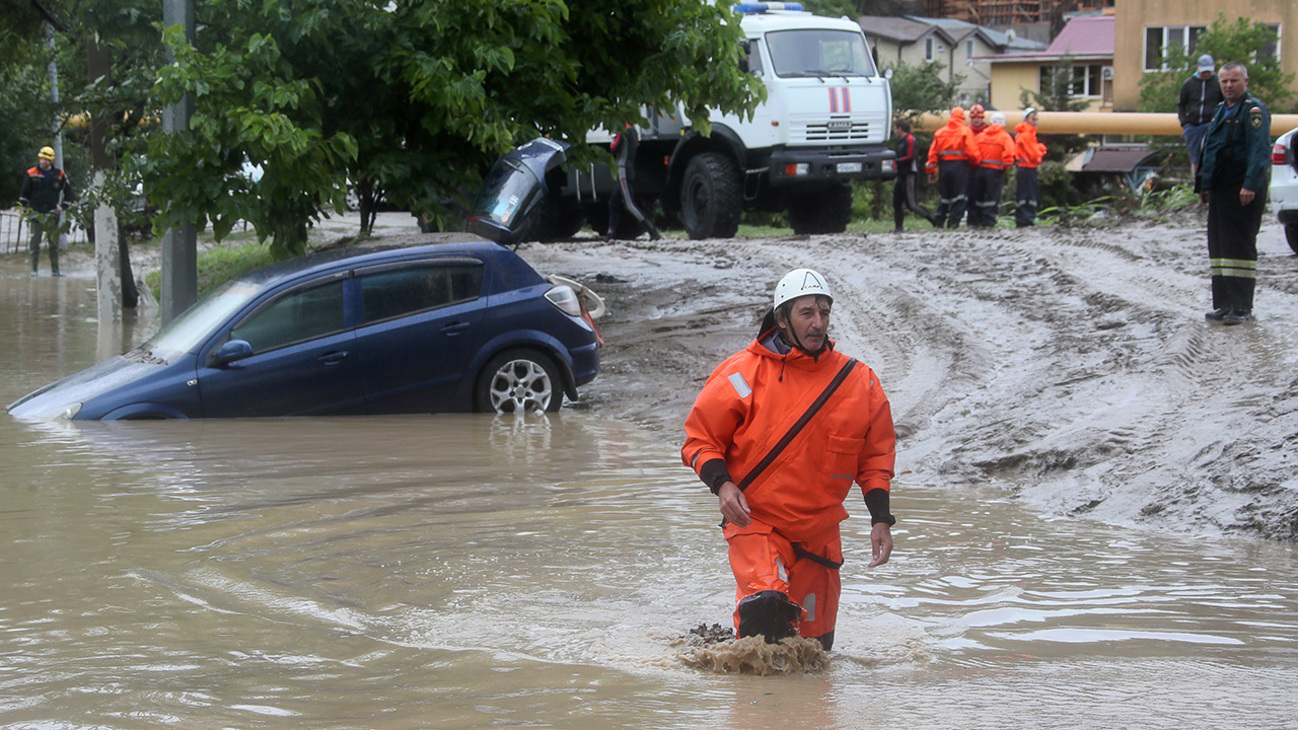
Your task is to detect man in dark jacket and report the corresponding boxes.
[891,119,936,231]
[19,146,76,276]
[1196,61,1271,326]
[1179,54,1224,178]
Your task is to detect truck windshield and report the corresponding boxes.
[765,29,877,78]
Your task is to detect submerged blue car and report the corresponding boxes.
[8,241,601,420]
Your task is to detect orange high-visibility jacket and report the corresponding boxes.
[926,110,981,175]
[682,336,895,543]
[975,124,1016,171]
[1014,122,1047,168]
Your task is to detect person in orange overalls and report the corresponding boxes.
[926,107,980,228]
[1014,108,1048,227]
[962,104,988,227]
[682,269,896,651]
[969,112,1016,227]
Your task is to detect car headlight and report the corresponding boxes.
[35,402,82,420]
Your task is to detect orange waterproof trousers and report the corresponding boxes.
[725,518,842,643]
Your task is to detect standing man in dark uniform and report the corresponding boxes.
[1196,61,1271,326]
[1179,54,1224,179]
[19,145,76,276]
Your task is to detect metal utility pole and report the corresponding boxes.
[46,26,66,254]
[160,0,197,324]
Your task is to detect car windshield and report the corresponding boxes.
[142,280,264,360]
[765,29,877,78]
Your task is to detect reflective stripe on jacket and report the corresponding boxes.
[1014,122,1047,168]
[926,110,981,175]
[976,124,1016,171]
[682,335,895,542]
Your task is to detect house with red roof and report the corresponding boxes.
[983,13,1115,113]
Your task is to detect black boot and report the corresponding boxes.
[736,590,802,644]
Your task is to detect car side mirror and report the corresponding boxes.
[213,339,254,368]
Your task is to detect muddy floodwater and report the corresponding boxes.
[4,258,1298,729]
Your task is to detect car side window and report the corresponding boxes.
[360,263,484,324]
[230,280,346,353]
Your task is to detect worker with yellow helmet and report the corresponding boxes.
[19,146,76,276]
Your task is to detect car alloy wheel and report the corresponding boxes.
[477,349,562,413]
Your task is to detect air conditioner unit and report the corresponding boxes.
[1102,67,1114,80]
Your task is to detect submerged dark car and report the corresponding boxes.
[8,241,601,420]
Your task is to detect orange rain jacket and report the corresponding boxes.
[1014,121,1048,168]
[926,109,980,176]
[975,123,1016,171]
[682,335,895,544]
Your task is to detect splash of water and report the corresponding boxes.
[673,624,829,675]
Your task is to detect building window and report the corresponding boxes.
[966,40,974,59]
[1260,24,1282,62]
[1144,25,1206,71]
[925,37,934,62]
[1039,64,1108,98]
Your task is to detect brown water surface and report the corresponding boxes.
[2,261,1297,728]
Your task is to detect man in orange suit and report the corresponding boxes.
[682,268,896,651]
[926,107,980,228]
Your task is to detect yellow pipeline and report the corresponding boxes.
[914,111,1298,137]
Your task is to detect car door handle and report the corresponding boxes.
[442,321,471,335]
[318,351,349,365]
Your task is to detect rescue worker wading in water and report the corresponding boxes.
[682,269,897,651]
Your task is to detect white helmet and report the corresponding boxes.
[773,268,832,311]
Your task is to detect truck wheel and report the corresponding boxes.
[1287,223,1298,255]
[536,194,586,242]
[681,152,741,239]
[788,183,854,235]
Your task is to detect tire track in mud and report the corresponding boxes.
[513,220,1298,540]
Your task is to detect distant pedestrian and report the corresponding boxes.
[1179,54,1224,179]
[18,145,76,276]
[1196,61,1271,326]
[1013,108,1047,227]
[891,119,936,230]
[926,107,980,229]
[969,112,1016,227]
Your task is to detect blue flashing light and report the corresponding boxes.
[733,2,804,13]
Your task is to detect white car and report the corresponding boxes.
[1270,125,1298,254]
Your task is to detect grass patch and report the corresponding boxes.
[143,242,277,302]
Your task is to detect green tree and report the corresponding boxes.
[885,60,963,119]
[143,0,760,258]
[147,25,359,260]
[1138,13,1295,115]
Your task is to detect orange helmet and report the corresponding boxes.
[970,104,986,118]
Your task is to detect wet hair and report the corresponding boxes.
[894,119,911,133]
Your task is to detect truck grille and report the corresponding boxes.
[795,120,875,143]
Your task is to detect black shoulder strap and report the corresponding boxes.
[736,358,858,492]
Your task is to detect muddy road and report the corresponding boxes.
[514,216,1298,541]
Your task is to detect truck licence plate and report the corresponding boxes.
[836,162,863,173]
